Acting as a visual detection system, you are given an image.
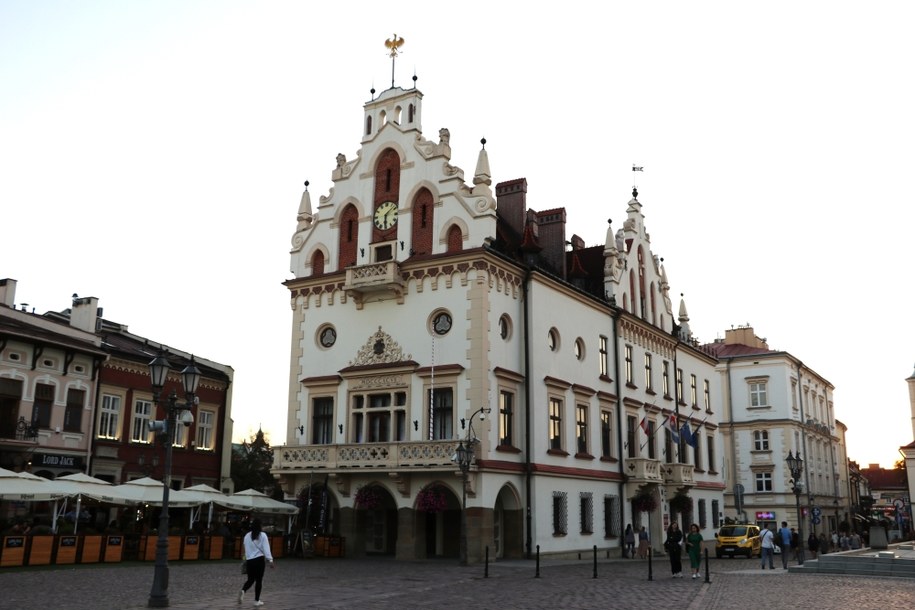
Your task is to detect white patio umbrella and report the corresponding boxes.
[45,473,134,533]
[182,483,248,529]
[0,467,67,501]
[227,489,298,515]
[113,477,202,507]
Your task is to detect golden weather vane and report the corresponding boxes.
[385,34,405,88]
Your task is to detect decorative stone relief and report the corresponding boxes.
[349,326,412,366]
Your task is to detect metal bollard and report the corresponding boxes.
[703,547,711,583]
[485,545,489,578]
[593,545,597,579]
[647,545,653,581]
[535,545,541,578]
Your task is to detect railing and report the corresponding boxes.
[274,440,460,471]
[0,417,39,441]
[624,458,663,482]
[663,463,695,486]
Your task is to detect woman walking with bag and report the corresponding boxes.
[239,519,275,606]
[664,522,683,578]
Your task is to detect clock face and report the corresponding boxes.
[433,312,452,335]
[373,201,398,230]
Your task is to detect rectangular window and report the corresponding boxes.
[755,472,772,492]
[549,398,563,450]
[703,379,711,411]
[707,434,715,472]
[647,420,657,459]
[750,381,768,407]
[693,434,702,470]
[64,388,84,433]
[0,378,24,440]
[576,404,588,454]
[599,336,609,377]
[197,410,215,450]
[626,415,637,458]
[499,390,514,447]
[98,394,121,440]
[312,397,334,444]
[712,500,720,528]
[352,391,407,443]
[644,354,653,392]
[662,361,670,397]
[698,499,707,529]
[431,389,453,440]
[676,368,684,403]
[552,491,568,535]
[604,495,621,538]
[625,346,633,384]
[580,492,593,534]
[132,400,154,444]
[173,416,188,448]
[754,430,770,451]
[690,374,697,407]
[32,383,54,428]
[600,410,612,458]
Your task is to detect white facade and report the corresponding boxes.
[710,326,849,535]
[273,82,725,561]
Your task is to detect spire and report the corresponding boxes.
[473,138,491,187]
[677,293,692,342]
[296,180,314,230]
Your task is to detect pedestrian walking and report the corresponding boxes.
[807,531,819,559]
[624,524,636,558]
[239,519,275,607]
[684,523,703,579]
[760,526,776,569]
[777,521,792,568]
[790,527,799,561]
[637,526,650,559]
[664,522,683,578]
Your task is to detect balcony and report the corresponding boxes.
[273,440,460,471]
[662,463,695,487]
[624,458,663,484]
[343,260,404,309]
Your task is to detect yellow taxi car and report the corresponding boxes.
[714,524,761,558]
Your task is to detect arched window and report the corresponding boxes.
[365,115,372,135]
[408,103,415,123]
[637,247,647,318]
[628,269,637,314]
[411,188,434,255]
[373,149,401,242]
[446,224,463,253]
[311,250,325,276]
[338,204,359,269]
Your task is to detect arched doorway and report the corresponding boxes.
[353,484,398,555]
[495,484,524,559]
[296,482,340,536]
[413,483,460,559]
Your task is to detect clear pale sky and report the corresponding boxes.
[2,1,913,468]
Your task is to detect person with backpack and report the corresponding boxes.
[777,521,792,568]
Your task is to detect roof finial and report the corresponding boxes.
[632,164,643,199]
[481,137,486,150]
[385,34,405,88]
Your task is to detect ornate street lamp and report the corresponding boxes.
[148,352,200,608]
[454,440,473,566]
[786,451,805,565]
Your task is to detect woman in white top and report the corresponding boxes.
[239,519,275,606]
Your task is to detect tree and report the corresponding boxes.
[231,427,283,500]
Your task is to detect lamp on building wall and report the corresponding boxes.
[454,439,473,566]
[785,451,805,565]
[147,351,200,608]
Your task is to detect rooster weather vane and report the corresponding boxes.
[385,34,405,88]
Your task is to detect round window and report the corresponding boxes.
[318,325,337,348]
[432,311,453,335]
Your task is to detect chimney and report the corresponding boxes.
[724,326,769,349]
[536,208,567,278]
[0,278,16,308]
[70,295,100,333]
[495,178,527,239]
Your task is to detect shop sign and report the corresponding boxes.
[34,453,84,469]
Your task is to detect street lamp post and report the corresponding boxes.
[455,440,472,566]
[147,352,200,608]
[786,451,805,565]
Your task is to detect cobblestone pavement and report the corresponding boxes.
[2,554,915,610]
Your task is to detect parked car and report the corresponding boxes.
[715,524,761,558]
